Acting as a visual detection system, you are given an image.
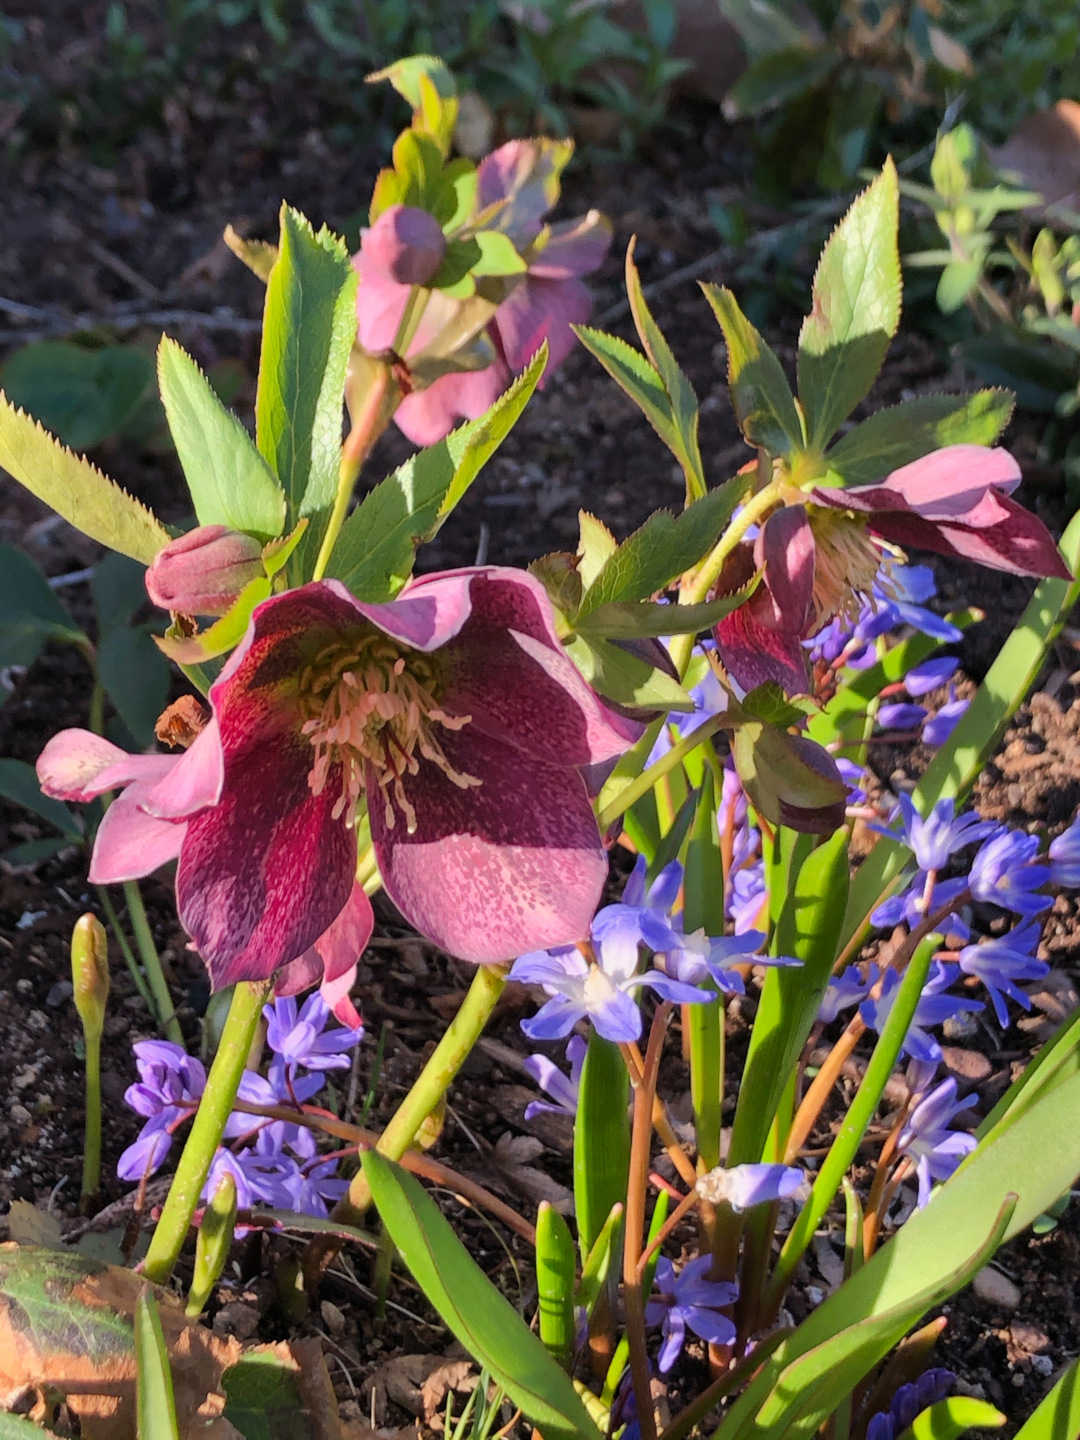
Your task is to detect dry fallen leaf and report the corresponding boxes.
[991,100,1080,214]
[489,1133,574,1214]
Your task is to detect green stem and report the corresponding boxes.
[595,713,727,834]
[334,962,508,1223]
[81,1030,102,1204]
[95,885,157,1014]
[123,880,184,1045]
[143,979,271,1284]
[312,364,393,583]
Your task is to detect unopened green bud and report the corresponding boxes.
[71,914,109,1040]
[186,1171,237,1317]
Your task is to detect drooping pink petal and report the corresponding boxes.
[89,786,186,883]
[493,275,592,373]
[319,966,363,1030]
[370,725,608,964]
[412,567,640,765]
[176,731,356,988]
[393,362,509,446]
[528,212,612,280]
[140,719,225,819]
[353,253,413,352]
[37,729,176,802]
[276,881,372,1028]
[877,444,1022,506]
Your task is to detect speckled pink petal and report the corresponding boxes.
[528,212,612,280]
[140,718,224,818]
[176,731,356,988]
[755,506,815,632]
[89,785,186,883]
[319,966,363,1029]
[393,363,508,446]
[369,724,607,964]
[493,275,591,373]
[37,729,176,802]
[476,139,562,242]
[307,881,374,984]
[420,567,640,766]
[340,575,473,653]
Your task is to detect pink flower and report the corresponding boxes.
[354,140,611,446]
[145,525,264,616]
[38,567,637,1015]
[714,445,1071,694]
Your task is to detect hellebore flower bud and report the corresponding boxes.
[71,912,109,1042]
[145,525,264,616]
[362,204,446,286]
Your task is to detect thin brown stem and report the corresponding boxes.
[783,1019,865,1163]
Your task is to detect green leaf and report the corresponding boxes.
[92,551,150,635]
[937,256,984,313]
[578,483,742,618]
[825,390,1014,485]
[535,1201,577,1367]
[157,338,285,540]
[730,717,846,832]
[0,543,87,671]
[327,349,545,599]
[903,1396,1006,1440]
[222,1347,312,1440]
[0,1417,62,1438]
[1011,1353,1080,1440]
[722,45,841,120]
[0,393,170,564]
[472,230,528,277]
[577,511,618,590]
[135,1289,180,1440]
[1,341,155,451]
[363,1152,604,1440]
[566,633,695,712]
[573,325,681,457]
[575,1033,631,1261]
[729,828,849,1166]
[367,53,456,110]
[575,590,754,641]
[626,243,706,499]
[797,158,901,451]
[98,626,170,747]
[255,206,358,572]
[701,283,803,454]
[0,758,83,839]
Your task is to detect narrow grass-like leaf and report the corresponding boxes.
[903,1396,1006,1440]
[702,283,803,455]
[135,1289,181,1440]
[574,1033,631,1261]
[363,1152,603,1440]
[1010,1353,1080,1440]
[684,772,726,1170]
[536,1201,577,1367]
[158,338,285,539]
[0,394,170,563]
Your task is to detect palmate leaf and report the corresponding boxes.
[797,158,901,453]
[362,1152,603,1440]
[0,393,170,564]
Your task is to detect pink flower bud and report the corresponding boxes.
[362,205,446,286]
[145,525,264,616]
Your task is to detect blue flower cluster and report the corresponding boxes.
[119,993,363,1218]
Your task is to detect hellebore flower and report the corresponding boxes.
[897,1079,977,1208]
[645,1257,737,1372]
[866,1370,955,1440]
[716,446,1069,694]
[354,140,610,446]
[523,1034,585,1121]
[145,525,265,617]
[39,567,638,1013]
[860,961,983,1063]
[1049,815,1080,887]
[957,922,1049,1028]
[969,831,1051,917]
[362,204,446,286]
[696,1162,803,1213]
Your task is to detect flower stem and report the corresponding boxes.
[142,979,271,1284]
[81,1026,102,1207]
[312,364,393,583]
[596,713,728,834]
[123,880,184,1046]
[333,961,508,1223]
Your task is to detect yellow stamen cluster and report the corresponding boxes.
[808,508,890,628]
[298,635,479,834]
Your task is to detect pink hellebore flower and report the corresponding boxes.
[354,141,611,446]
[38,568,637,1020]
[715,445,1071,695]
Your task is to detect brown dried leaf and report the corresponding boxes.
[991,101,1080,213]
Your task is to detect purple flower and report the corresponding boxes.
[647,661,728,767]
[523,1035,585,1121]
[874,794,999,874]
[117,1041,205,1181]
[898,1078,977,1207]
[957,922,1049,1028]
[807,565,960,670]
[860,962,982,1063]
[645,1256,737,1372]
[590,861,685,971]
[286,1153,349,1218]
[659,928,797,995]
[836,757,867,805]
[969,831,1051,917]
[203,1143,300,1210]
[921,687,969,747]
[225,1066,323,1159]
[729,860,767,934]
[870,873,972,937]
[697,1162,803,1213]
[1049,816,1080,887]
[877,702,928,731]
[904,656,959,696]
[866,1370,955,1440]
[264,992,363,1090]
[818,965,873,1023]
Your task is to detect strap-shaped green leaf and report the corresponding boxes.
[797,158,901,452]
[0,393,170,564]
[535,1201,577,1367]
[702,283,803,455]
[574,1032,631,1261]
[825,389,1014,485]
[327,348,545,599]
[255,206,358,571]
[158,337,285,540]
[902,1396,1006,1440]
[134,1289,181,1440]
[363,1152,603,1440]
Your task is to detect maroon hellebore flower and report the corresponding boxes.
[38,567,638,1018]
[354,139,611,446]
[715,444,1071,694]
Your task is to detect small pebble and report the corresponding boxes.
[9,1104,31,1126]
[1031,1355,1054,1376]
[806,1285,824,1306]
[46,981,73,1008]
[972,1266,1021,1310]
[943,1012,979,1041]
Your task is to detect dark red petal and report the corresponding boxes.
[369,725,607,964]
[714,601,811,695]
